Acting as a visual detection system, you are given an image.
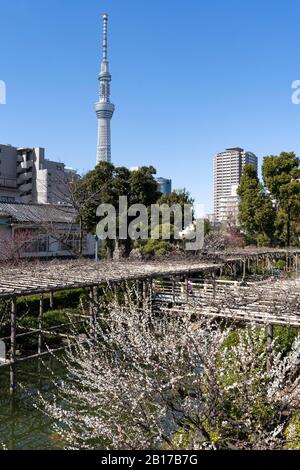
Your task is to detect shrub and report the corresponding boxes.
[274,326,299,356]
[17,308,82,350]
[285,412,300,449]
[16,289,84,316]
[275,259,286,270]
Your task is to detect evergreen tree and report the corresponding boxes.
[262,152,300,246]
[72,162,161,257]
[158,188,194,208]
[238,164,275,246]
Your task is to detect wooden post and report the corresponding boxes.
[267,324,274,374]
[212,271,216,299]
[143,280,151,311]
[186,275,189,302]
[49,291,54,309]
[10,297,17,395]
[148,279,153,313]
[242,258,246,281]
[89,287,94,333]
[172,277,176,304]
[261,255,265,274]
[38,295,44,355]
[49,355,53,377]
[37,295,44,381]
[136,280,143,309]
[143,280,148,302]
[90,286,98,340]
[253,257,256,276]
[233,263,237,281]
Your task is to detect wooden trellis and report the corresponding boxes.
[0,248,300,394]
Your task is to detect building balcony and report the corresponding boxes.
[17,172,33,186]
[19,182,33,193]
[20,194,32,204]
[21,160,33,171]
[17,160,33,173]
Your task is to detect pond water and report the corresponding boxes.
[0,358,65,450]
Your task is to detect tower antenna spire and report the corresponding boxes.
[102,13,108,61]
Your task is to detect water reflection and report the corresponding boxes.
[0,358,65,450]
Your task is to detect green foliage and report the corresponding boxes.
[203,218,212,236]
[73,162,161,234]
[72,162,161,258]
[262,152,300,200]
[136,239,176,257]
[275,259,286,270]
[17,308,81,350]
[158,188,194,208]
[169,324,299,450]
[284,412,300,449]
[157,189,194,234]
[256,233,272,247]
[274,326,299,356]
[129,166,161,206]
[150,223,175,241]
[237,152,300,247]
[133,189,196,258]
[18,309,74,333]
[222,324,298,358]
[221,329,240,349]
[17,289,83,316]
[262,152,300,246]
[238,164,275,245]
[170,326,282,450]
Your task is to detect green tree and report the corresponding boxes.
[134,189,196,258]
[262,152,300,246]
[129,166,161,206]
[158,189,194,232]
[72,162,161,258]
[237,164,275,246]
[158,188,194,208]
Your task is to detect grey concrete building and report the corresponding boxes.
[213,147,258,223]
[0,144,79,205]
[0,202,95,260]
[0,144,19,202]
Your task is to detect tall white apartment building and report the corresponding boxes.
[0,144,79,204]
[213,147,258,223]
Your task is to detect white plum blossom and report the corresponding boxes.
[36,284,300,450]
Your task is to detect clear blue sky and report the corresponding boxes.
[1,0,300,213]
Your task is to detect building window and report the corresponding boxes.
[0,196,15,203]
[14,228,49,254]
[59,233,86,253]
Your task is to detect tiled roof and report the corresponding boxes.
[0,202,76,224]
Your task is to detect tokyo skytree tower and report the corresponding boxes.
[95,14,115,164]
